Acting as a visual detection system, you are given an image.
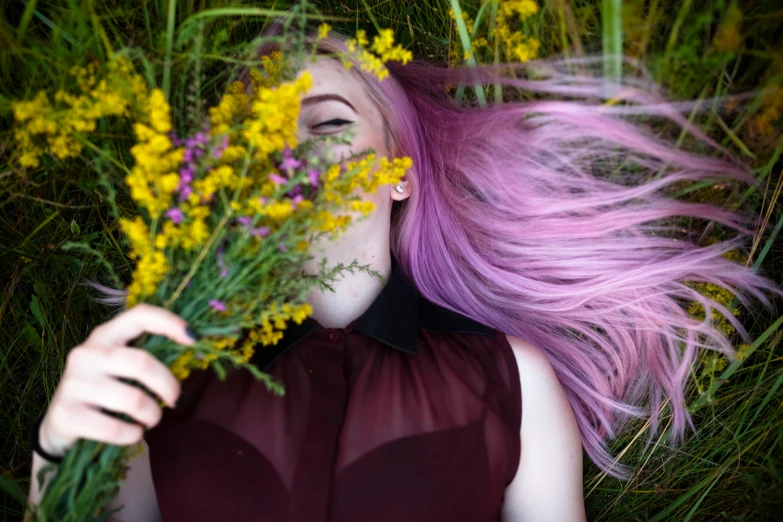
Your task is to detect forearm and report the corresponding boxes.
[24,451,58,522]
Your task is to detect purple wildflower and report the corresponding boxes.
[196,353,204,360]
[279,243,287,252]
[165,208,184,224]
[291,194,303,208]
[280,146,302,171]
[208,300,227,313]
[307,169,321,186]
[252,226,270,237]
[269,173,287,185]
[179,186,192,201]
[180,166,195,183]
[237,216,253,227]
[280,156,301,171]
[177,165,195,202]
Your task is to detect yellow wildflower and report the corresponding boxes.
[249,51,284,91]
[713,4,743,53]
[209,81,251,136]
[120,215,169,307]
[243,72,313,159]
[192,165,239,201]
[11,56,149,168]
[510,37,541,62]
[748,87,782,140]
[493,0,541,64]
[313,211,353,235]
[735,343,753,362]
[220,145,247,163]
[350,200,376,215]
[243,301,313,348]
[318,23,331,40]
[126,89,184,219]
[700,353,728,379]
[154,220,182,250]
[170,350,195,380]
[501,0,538,19]
[179,204,212,250]
[344,29,412,81]
[685,281,742,338]
[124,250,169,307]
[119,216,152,257]
[258,200,295,221]
[372,29,395,56]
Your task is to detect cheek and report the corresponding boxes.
[338,123,389,161]
[353,181,389,212]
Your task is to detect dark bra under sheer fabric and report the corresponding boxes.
[145,326,521,522]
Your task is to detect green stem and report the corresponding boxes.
[80,140,131,174]
[490,0,502,104]
[162,0,176,101]
[163,213,232,310]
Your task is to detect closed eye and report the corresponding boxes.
[312,118,354,130]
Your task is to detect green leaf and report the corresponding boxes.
[0,474,27,504]
[70,219,81,236]
[22,321,42,348]
[30,295,46,330]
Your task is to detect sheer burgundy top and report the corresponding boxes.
[144,255,522,522]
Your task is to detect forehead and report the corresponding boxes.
[299,57,381,119]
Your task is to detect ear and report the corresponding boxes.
[390,175,412,202]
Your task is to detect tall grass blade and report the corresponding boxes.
[449,0,486,106]
[601,0,622,83]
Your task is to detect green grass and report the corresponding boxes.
[1,1,782,520]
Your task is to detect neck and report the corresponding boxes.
[302,232,392,329]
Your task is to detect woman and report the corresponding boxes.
[27,30,780,522]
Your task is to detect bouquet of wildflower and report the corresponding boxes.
[12,7,412,521]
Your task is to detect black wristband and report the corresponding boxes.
[31,416,64,464]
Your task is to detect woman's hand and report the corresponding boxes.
[37,304,197,459]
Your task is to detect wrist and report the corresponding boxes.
[33,417,66,463]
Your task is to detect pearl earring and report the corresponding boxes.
[395,185,404,193]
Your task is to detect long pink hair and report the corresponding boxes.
[93,31,783,480]
[298,35,783,479]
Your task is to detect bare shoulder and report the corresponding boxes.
[504,334,553,372]
[502,334,587,522]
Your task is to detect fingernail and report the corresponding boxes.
[185,326,202,342]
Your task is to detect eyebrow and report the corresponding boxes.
[301,94,358,114]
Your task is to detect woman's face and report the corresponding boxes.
[296,56,410,213]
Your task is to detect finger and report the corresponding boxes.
[70,376,166,429]
[87,303,197,347]
[67,404,146,446]
[69,345,181,407]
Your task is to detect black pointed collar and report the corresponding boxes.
[249,253,495,370]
